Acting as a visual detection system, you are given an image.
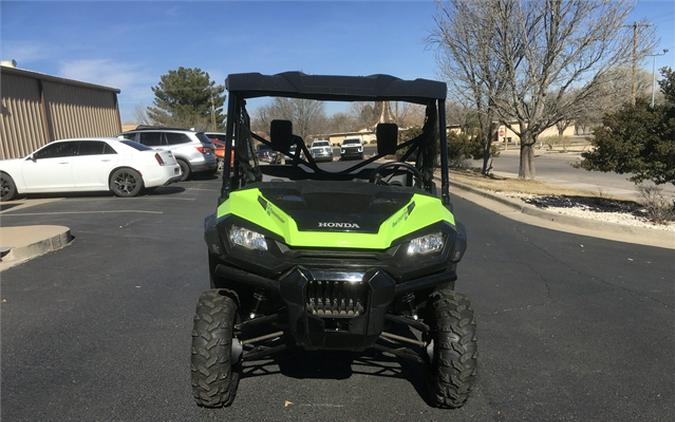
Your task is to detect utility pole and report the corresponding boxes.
[647,49,669,107]
[210,94,217,130]
[627,21,651,106]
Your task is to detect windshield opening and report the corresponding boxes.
[221,95,445,202]
[243,98,429,175]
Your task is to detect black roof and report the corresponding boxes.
[125,126,195,132]
[226,72,446,103]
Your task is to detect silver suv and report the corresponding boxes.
[119,127,218,181]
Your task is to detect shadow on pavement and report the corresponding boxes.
[190,173,220,181]
[240,349,431,405]
[147,186,186,195]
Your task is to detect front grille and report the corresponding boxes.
[305,280,367,318]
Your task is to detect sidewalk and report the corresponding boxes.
[443,171,675,250]
[0,225,72,271]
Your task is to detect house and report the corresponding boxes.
[447,121,577,144]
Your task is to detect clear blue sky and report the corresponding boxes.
[2,0,674,122]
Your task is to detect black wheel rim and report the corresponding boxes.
[0,177,10,199]
[113,172,137,194]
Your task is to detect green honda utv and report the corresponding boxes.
[192,72,476,409]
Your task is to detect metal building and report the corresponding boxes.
[0,64,122,159]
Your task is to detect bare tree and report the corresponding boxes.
[349,102,382,128]
[251,98,325,142]
[431,0,506,175]
[390,102,426,128]
[485,0,653,179]
[322,112,357,134]
[446,100,480,133]
[574,66,655,132]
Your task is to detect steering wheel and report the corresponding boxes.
[371,162,423,187]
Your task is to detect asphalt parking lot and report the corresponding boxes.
[1,170,674,421]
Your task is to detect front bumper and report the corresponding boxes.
[214,263,455,351]
[311,155,333,162]
[340,149,363,159]
[311,151,334,161]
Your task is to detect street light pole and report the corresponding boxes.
[647,49,669,108]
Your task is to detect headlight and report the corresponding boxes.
[406,232,444,256]
[228,225,268,251]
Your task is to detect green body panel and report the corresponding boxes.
[216,187,455,250]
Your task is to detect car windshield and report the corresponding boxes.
[313,141,329,147]
[120,140,152,151]
[343,139,360,145]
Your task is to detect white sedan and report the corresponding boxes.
[0,137,182,201]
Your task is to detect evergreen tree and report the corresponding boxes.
[581,67,675,186]
[147,67,225,130]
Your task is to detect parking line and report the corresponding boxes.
[142,197,196,201]
[184,187,219,191]
[1,210,164,217]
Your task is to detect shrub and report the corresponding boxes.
[638,185,675,224]
[580,67,675,187]
[395,127,424,160]
[447,131,482,168]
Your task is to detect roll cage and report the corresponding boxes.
[220,72,450,205]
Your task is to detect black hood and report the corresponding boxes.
[258,181,414,233]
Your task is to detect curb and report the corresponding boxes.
[447,179,675,248]
[0,226,73,271]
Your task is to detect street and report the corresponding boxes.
[474,151,675,198]
[1,168,674,421]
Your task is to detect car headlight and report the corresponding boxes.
[228,225,268,251]
[406,232,444,256]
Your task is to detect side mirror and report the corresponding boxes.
[270,120,293,153]
[376,123,398,155]
[26,154,36,161]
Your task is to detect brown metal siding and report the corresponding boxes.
[0,69,122,159]
[43,81,120,141]
[0,73,48,159]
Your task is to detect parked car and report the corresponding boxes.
[340,138,364,160]
[120,127,217,181]
[204,132,235,172]
[256,144,277,163]
[309,139,333,162]
[0,138,181,201]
